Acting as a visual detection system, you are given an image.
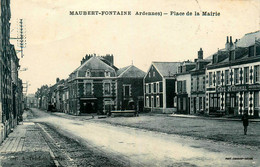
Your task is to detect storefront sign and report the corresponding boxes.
[216,84,260,93]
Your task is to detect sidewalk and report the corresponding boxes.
[0,116,56,166]
[168,113,260,122]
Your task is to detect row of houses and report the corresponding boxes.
[38,30,260,118]
[143,31,260,117]
[0,0,24,143]
[38,54,145,115]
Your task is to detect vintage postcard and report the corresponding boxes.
[0,0,260,166]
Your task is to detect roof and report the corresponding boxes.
[152,62,181,77]
[117,65,131,76]
[236,30,260,47]
[117,65,146,78]
[73,56,116,73]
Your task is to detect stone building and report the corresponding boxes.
[205,31,260,117]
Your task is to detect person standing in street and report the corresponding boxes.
[241,112,249,135]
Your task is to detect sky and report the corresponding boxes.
[10,0,260,94]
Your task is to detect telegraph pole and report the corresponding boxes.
[10,19,26,58]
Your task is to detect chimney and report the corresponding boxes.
[56,78,60,83]
[226,36,229,43]
[198,48,203,60]
[225,36,230,50]
[230,36,233,44]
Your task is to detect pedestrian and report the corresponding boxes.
[241,112,249,135]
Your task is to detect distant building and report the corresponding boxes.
[206,31,260,117]
[144,62,180,113]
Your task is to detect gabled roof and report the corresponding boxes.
[152,62,181,77]
[117,65,146,78]
[117,65,131,76]
[72,56,116,75]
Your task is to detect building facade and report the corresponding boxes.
[206,32,260,117]
[117,65,145,112]
[144,62,180,113]
[190,48,211,115]
[68,54,118,115]
[175,61,196,114]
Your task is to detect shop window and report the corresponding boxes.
[254,65,260,83]
[244,67,249,83]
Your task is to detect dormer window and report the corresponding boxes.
[105,71,110,77]
[86,70,91,77]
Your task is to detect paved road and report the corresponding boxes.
[30,108,260,167]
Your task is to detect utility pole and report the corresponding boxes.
[10,19,26,58]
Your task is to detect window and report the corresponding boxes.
[209,72,212,86]
[156,96,160,107]
[153,72,155,77]
[225,70,229,85]
[254,65,260,83]
[85,83,92,95]
[149,84,151,93]
[124,85,130,97]
[151,83,154,93]
[105,71,110,77]
[244,92,248,108]
[145,84,149,94]
[234,68,239,84]
[104,83,111,95]
[183,80,186,93]
[254,92,259,108]
[244,67,249,83]
[159,82,163,92]
[156,83,159,93]
[154,83,156,93]
[216,71,221,85]
[86,70,91,77]
[146,96,149,107]
[149,72,151,78]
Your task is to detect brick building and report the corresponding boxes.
[68,54,118,115]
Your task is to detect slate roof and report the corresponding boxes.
[152,62,181,77]
[117,65,146,78]
[236,30,260,47]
